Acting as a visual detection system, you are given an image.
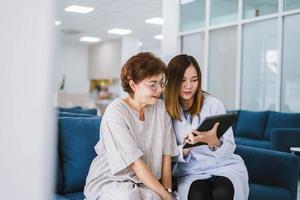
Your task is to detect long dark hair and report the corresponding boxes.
[165,54,205,120]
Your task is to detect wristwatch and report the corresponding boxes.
[166,188,172,193]
[209,141,222,151]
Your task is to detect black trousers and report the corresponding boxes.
[188,176,234,200]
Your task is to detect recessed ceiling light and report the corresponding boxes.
[64,5,94,14]
[107,28,132,35]
[54,20,62,26]
[154,34,163,40]
[145,17,164,25]
[80,36,100,43]
[138,42,143,47]
[181,0,195,5]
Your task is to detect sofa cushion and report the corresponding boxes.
[54,194,71,200]
[70,108,97,116]
[57,111,95,118]
[249,184,291,200]
[264,111,300,139]
[58,117,101,194]
[55,153,64,194]
[235,137,271,150]
[235,111,269,140]
[64,192,85,200]
[58,107,98,116]
[58,107,82,113]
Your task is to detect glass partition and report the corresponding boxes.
[241,19,278,111]
[180,0,206,31]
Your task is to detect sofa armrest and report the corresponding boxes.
[235,145,300,200]
[270,128,300,152]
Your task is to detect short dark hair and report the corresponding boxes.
[120,52,166,97]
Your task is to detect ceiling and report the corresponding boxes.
[57,0,162,50]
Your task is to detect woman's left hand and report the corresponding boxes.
[190,122,220,147]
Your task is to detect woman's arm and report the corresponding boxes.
[161,155,172,190]
[130,158,172,200]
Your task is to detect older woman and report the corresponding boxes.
[84,52,178,200]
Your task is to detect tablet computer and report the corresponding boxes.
[183,112,238,149]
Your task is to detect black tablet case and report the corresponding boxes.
[183,112,238,149]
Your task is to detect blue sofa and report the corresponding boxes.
[55,110,300,200]
[232,110,300,153]
[235,145,299,200]
[57,106,98,116]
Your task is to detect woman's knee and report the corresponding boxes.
[212,176,234,200]
[188,179,212,200]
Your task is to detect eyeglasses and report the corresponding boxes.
[143,80,167,91]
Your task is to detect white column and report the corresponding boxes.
[0,1,55,200]
[119,36,140,98]
[121,36,140,65]
[161,0,181,63]
[88,39,122,80]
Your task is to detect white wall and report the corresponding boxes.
[0,0,55,199]
[141,47,162,58]
[56,43,89,94]
[89,39,122,80]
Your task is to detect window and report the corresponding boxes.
[281,14,300,112]
[243,0,278,19]
[241,19,278,111]
[210,0,238,25]
[208,26,238,110]
[284,0,300,11]
[180,0,206,31]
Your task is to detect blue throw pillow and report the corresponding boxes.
[57,111,95,118]
[264,111,300,139]
[58,117,101,193]
[55,153,64,194]
[57,107,98,116]
[72,108,98,116]
[58,106,82,113]
[235,110,269,140]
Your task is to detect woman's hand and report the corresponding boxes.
[182,136,193,156]
[187,122,220,147]
[161,191,174,200]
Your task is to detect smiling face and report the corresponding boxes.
[131,73,165,105]
[179,64,199,104]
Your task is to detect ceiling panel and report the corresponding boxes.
[57,0,162,50]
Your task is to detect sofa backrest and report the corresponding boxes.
[264,111,300,139]
[57,106,98,116]
[234,110,269,140]
[57,111,96,118]
[57,116,101,194]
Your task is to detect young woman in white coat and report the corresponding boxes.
[164,54,249,200]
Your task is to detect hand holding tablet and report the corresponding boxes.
[183,112,238,149]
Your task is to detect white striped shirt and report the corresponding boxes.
[84,98,178,200]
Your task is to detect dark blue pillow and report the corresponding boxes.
[71,108,98,116]
[57,107,98,116]
[58,117,101,193]
[235,110,269,140]
[55,153,64,194]
[265,112,300,139]
[58,106,82,113]
[57,111,95,118]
